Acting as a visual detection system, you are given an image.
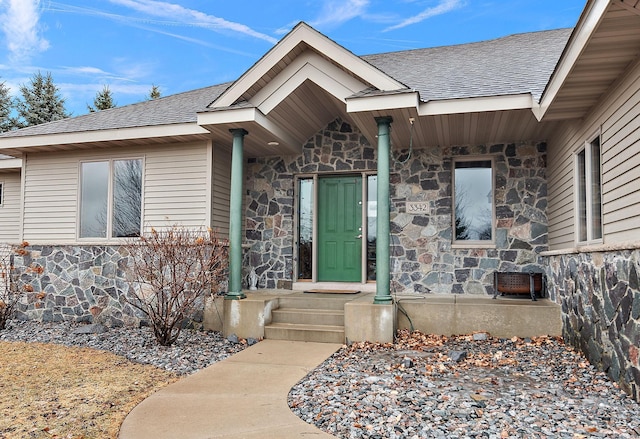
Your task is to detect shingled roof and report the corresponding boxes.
[0,82,230,138]
[0,28,572,139]
[363,28,572,102]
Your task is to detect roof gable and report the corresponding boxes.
[209,22,407,110]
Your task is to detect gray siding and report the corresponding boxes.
[0,170,21,243]
[547,56,640,249]
[22,142,213,244]
[211,144,231,237]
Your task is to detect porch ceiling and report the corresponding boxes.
[542,1,640,120]
[350,108,562,150]
[200,80,359,158]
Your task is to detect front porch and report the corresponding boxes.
[204,290,562,344]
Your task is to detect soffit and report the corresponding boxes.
[543,1,640,120]
[350,108,561,151]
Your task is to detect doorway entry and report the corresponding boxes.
[296,174,377,283]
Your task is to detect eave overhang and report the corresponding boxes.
[0,158,22,170]
[536,0,640,121]
[0,123,212,156]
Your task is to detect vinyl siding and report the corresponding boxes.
[547,57,640,249]
[211,145,231,237]
[22,141,213,244]
[0,171,21,243]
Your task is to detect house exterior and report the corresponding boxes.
[0,0,639,399]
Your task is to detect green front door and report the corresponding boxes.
[318,176,362,281]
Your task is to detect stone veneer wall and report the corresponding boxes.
[244,117,549,294]
[12,245,140,327]
[544,249,640,401]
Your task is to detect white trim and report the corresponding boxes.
[346,93,533,116]
[77,157,145,241]
[0,158,22,169]
[534,0,610,121]
[211,23,405,109]
[346,92,419,113]
[251,52,369,112]
[0,123,209,150]
[574,128,604,246]
[419,94,534,116]
[197,107,300,148]
[205,140,213,228]
[19,155,25,242]
[258,62,365,114]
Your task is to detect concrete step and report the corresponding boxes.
[277,295,351,311]
[271,308,344,326]
[264,323,345,344]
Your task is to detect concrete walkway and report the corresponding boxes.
[118,340,342,438]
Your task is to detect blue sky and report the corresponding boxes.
[0,0,587,117]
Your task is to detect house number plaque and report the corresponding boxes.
[406,201,429,213]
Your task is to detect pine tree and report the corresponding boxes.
[147,84,161,100]
[0,80,17,133]
[16,71,70,127]
[88,85,117,112]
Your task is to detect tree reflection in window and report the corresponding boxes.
[80,159,142,239]
[113,159,142,237]
[454,160,493,241]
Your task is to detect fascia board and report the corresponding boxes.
[534,0,610,121]
[197,107,299,147]
[418,94,534,116]
[258,62,367,114]
[0,158,22,169]
[346,92,420,113]
[0,123,209,150]
[197,107,260,126]
[212,23,404,109]
[252,52,369,112]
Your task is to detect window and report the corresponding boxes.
[297,178,314,279]
[80,159,142,239]
[0,182,3,207]
[453,159,494,243]
[576,135,602,243]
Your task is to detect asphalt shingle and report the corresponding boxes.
[362,28,572,102]
[0,28,572,139]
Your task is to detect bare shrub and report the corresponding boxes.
[124,227,228,346]
[0,243,25,330]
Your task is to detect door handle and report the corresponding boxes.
[355,234,362,239]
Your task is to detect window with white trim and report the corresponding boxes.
[576,135,602,244]
[79,159,142,238]
[0,182,3,207]
[453,159,494,244]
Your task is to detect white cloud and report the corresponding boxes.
[384,0,463,31]
[107,0,278,44]
[0,0,50,62]
[310,0,370,29]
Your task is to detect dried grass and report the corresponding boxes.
[0,341,178,439]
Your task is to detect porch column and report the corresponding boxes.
[374,116,393,304]
[226,128,248,300]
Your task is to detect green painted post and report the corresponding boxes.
[226,128,248,300]
[374,116,393,305]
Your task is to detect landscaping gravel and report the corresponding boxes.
[4,321,640,439]
[289,330,640,439]
[0,320,248,375]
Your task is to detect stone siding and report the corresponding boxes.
[544,250,640,401]
[12,245,139,327]
[244,117,548,294]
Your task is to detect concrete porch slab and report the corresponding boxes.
[395,294,562,338]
